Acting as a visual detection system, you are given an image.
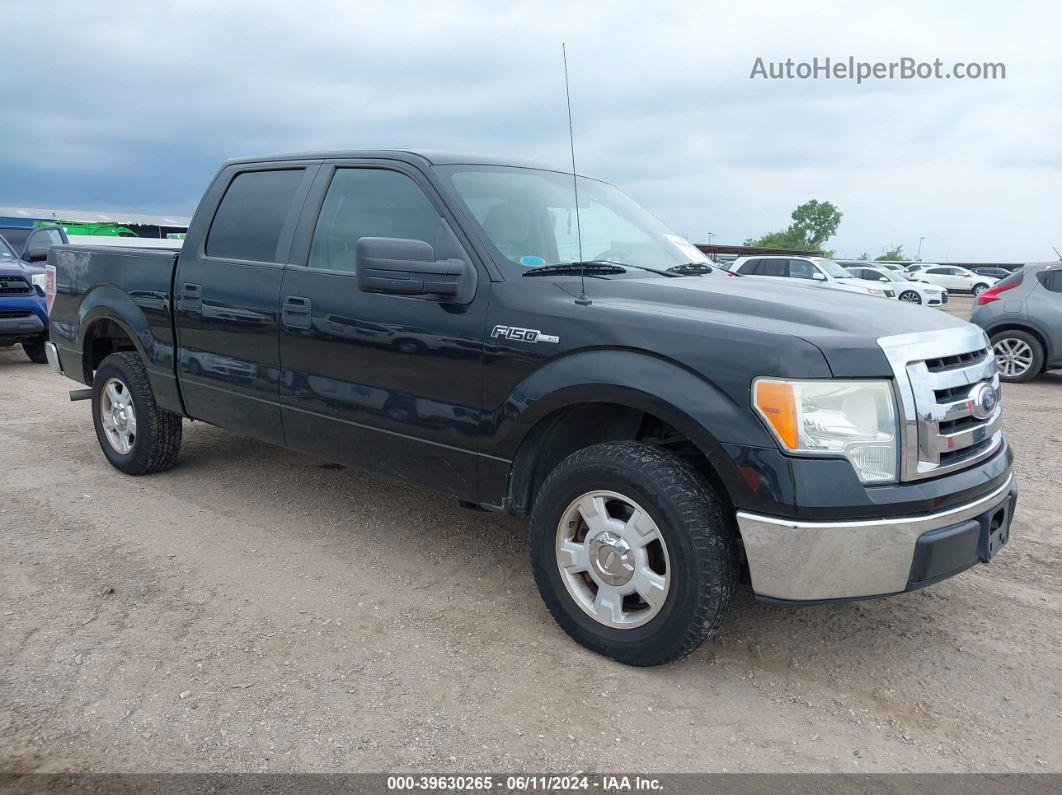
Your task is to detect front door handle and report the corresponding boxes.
[282,296,312,330]
[179,283,202,312]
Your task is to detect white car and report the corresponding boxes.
[914,265,997,296]
[844,265,948,306]
[731,255,893,298]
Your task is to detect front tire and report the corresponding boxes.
[529,441,736,666]
[991,330,1043,383]
[972,283,990,296]
[91,351,183,474]
[22,339,48,364]
[898,290,922,304]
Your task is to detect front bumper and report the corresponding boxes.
[737,474,1016,603]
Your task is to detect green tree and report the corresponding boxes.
[875,245,906,261]
[745,200,843,251]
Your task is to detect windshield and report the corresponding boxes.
[0,236,18,261]
[435,165,710,277]
[816,259,853,278]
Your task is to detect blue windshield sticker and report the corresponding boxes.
[520,255,546,267]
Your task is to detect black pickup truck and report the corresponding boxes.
[46,150,1016,665]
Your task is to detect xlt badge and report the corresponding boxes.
[491,325,560,344]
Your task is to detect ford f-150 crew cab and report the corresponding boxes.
[45,150,1017,666]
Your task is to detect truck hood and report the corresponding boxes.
[574,273,974,377]
[0,259,43,278]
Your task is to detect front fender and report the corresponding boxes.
[481,348,779,510]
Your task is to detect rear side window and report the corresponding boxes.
[759,259,788,277]
[206,169,305,262]
[1037,269,1062,293]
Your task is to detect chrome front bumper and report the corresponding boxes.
[737,475,1016,602]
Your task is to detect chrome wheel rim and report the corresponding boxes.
[973,284,987,295]
[100,377,136,454]
[993,338,1033,378]
[555,490,670,629]
[899,291,920,303]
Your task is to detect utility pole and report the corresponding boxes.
[917,236,926,261]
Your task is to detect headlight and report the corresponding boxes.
[31,273,47,291]
[866,287,886,297]
[753,378,898,483]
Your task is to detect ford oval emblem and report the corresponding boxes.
[971,382,998,420]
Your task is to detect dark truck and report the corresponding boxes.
[46,151,1016,665]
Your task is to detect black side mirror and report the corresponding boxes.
[356,237,466,299]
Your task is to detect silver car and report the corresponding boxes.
[970,263,1061,382]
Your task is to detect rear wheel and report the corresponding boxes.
[91,351,183,474]
[991,330,1043,383]
[529,441,736,666]
[21,339,48,364]
[898,290,922,304]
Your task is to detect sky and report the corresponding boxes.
[1,0,1058,262]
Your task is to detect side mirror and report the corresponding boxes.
[356,237,465,298]
[26,245,49,263]
[811,272,827,281]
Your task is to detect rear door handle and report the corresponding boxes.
[282,295,312,330]
[179,282,202,312]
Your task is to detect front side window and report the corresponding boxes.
[206,168,305,263]
[308,169,450,273]
[789,259,817,279]
[815,259,852,278]
[435,164,709,278]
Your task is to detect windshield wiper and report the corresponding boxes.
[667,262,714,276]
[522,261,626,277]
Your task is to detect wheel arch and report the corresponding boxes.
[495,350,770,517]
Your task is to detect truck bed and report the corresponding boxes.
[48,244,182,412]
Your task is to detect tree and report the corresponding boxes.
[745,200,843,251]
[875,244,906,261]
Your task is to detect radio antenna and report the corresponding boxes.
[562,43,590,306]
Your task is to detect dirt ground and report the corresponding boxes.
[2,296,1060,774]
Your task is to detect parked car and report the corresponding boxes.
[915,265,997,296]
[730,255,893,297]
[903,263,932,280]
[972,266,1014,280]
[970,263,1062,382]
[844,265,947,306]
[0,235,49,363]
[45,149,1015,666]
[0,225,69,263]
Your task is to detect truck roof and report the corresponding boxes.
[223,149,562,172]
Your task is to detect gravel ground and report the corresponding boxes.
[2,295,1060,774]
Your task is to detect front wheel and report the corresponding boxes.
[91,351,183,474]
[972,283,990,296]
[529,441,736,666]
[898,290,922,304]
[21,339,48,364]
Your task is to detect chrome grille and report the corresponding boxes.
[878,326,1003,481]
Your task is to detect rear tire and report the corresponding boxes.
[22,340,48,364]
[991,330,1043,383]
[91,351,183,474]
[529,441,736,666]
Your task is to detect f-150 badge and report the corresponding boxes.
[491,325,560,344]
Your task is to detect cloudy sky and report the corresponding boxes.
[1,0,1058,261]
